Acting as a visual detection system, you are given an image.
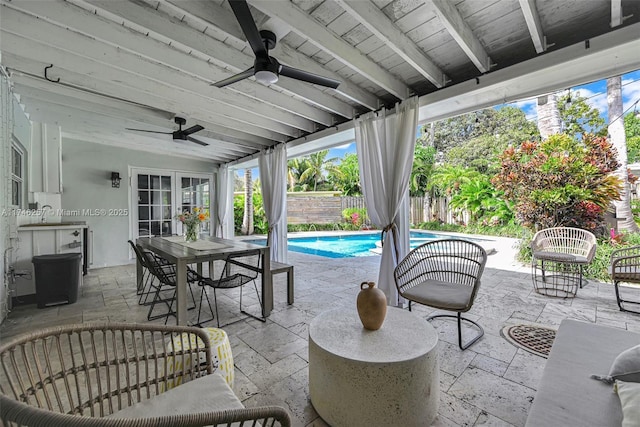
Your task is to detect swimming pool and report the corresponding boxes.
[250,231,488,258]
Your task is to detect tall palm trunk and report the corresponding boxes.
[536,93,562,138]
[608,76,639,232]
[241,169,254,235]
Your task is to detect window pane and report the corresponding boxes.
[162,191,171,205]
[163,221,172,235]
[138,222,150,236]
[163,206,172,220]
[138,175,149,189]
[182,177,190,189]
[150,221,161,235]
[138,207,149,221]
[150,175,161,189]
[161,176,171,190]
[138,191,149,205]
[151,206,162,220]
[12,180,20,206]
[12,147,21,177]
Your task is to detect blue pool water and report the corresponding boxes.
[250,231,487,258]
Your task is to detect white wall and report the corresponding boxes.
[61,138,216,267]
[1,74,31,323]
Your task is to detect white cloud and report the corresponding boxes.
[507,98,538,121]
[621,77,640,113]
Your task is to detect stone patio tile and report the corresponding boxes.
[439,391,483,427]
[440,371,457,392]
[269,306,316,329]
[437,341,477,377]
[232,368,259,400]
[474,412,517,426]
[540,303,596,323]
[470,354,510,377]
[449,366,535,427]
[470,332,518,363]
[503,350,545,390]
[305,417,330,427]
[239,353,307,391]
[238,322,308,364]
[431,415,462,426]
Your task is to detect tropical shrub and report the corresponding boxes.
[342,207,368,227]
[233,193,267,235]
[493,134,622,234]
[449,176,514,225]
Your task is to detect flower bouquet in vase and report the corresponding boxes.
[177,207,209,242]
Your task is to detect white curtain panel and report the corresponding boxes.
[355,97,419,305]
[259,143,288,263]
[215,164,233,238]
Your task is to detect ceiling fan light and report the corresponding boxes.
[255,70,278,85]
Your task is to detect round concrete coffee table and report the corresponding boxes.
[309,306,439,427]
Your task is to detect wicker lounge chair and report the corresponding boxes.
[0,322,290,427]
[394,239,487,350]
[610,245,640,314]
[531,227,597,298]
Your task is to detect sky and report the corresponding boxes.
[240,69,640,177]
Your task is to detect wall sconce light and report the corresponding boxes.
[111,172,122,188]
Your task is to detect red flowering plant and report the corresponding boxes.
[493,134,622,235]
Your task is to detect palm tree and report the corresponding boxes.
[299,150,337,191]
[608,76,639,232]
[241,169,253,235]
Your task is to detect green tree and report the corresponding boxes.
[428,165,481,196]
[557,92,606,137]
[410,145,436,196]
[450,176,514,225]
[493,134,622,233]
[328,153,361,195]
[299,150,337,191]
[287,157,312,191]
[428,106,539,155]
[625,112,640,163]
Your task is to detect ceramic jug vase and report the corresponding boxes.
[356,281,387,330]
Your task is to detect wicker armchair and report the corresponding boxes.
[394,239,487,350]
[610,245,640,314]
[0,322,290,427]
[531,227,597,298]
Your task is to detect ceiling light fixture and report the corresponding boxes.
[255,70,278,85]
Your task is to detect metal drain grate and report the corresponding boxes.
[501,324,557,358]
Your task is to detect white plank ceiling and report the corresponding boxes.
[1,0,639,165]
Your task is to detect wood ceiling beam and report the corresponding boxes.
[611,0,622,27]
[3,53,276,148]
[13,84,254,157]
[80,0,354,120]
[158,0,380,110]
[11,75,265,150]
[4,0,314,134]
[428,0,492,73]
[0,11,294,142]
[61,128,225,163]
[249,0,411,100]
[518,0,546,54]
[24,100,242,163]
[335,0,447,88]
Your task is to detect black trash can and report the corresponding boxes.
[32,253,82,308]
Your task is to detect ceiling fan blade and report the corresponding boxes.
[182,124,204,135]
[125,128,173,134]
[187,136,209,146]
[212,67,255,88]
[229,0,267,58]
[279,65,341,89]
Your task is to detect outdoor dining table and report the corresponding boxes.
[136,236,272,326]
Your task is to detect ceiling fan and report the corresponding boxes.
[126,117,209,146]
[212,0,340,89]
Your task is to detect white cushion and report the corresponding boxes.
[109,373,243,418]
[616,380,640,427]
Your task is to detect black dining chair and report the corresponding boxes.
[195,250,264,328]
[139,245,199,323]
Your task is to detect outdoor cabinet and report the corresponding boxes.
[12,224,88,298]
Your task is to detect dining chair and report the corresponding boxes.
[195,250,264,327]
[394,239,488,350]
[139,245,199,324]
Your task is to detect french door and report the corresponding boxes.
[131,168,213,239]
